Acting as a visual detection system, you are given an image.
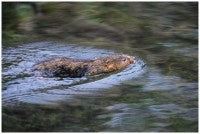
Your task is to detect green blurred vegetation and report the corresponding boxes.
[79,3,151,29]
[2,3,20,30]
[2,2,197,45]
[40,3,58,14]
[2,2,154,45]
[2,3,34,45]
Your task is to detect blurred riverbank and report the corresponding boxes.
[3,2,198,46]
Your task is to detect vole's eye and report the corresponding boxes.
[122,58,127,62]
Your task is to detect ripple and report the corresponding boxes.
[2,42,146,105]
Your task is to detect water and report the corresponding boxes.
[2,39,198,132]
[2,42,145,105]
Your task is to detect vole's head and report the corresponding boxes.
[106,54,135,70]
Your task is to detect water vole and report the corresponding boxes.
[34,54,135,77]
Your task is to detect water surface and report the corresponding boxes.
[2,39,198,132]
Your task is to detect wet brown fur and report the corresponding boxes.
[34,55,135,77]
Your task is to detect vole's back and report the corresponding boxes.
[34,58,91,77]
